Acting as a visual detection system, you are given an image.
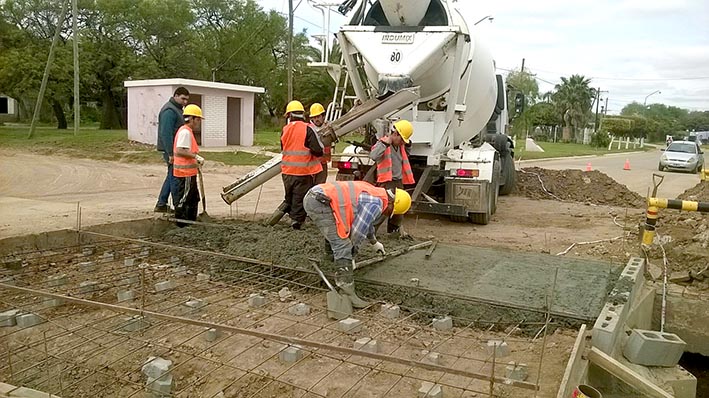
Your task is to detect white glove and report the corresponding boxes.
[195,155,205,165]
[372,241,386,255]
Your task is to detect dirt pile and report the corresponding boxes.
[513,167,645,208]
[678,181,709,202]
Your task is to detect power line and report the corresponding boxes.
[522,66,709,82]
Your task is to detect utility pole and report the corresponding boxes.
[28,0,69,139]
[72,0,79,135]
[594,87,601,132]
[287,0,294,102]
[604,97,608,115]
[520,58,525,74]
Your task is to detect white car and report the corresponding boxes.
[659,142,705,173]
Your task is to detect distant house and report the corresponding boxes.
[123,78,265,147]
[0,95,18,121]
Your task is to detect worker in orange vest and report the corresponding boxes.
[304,181,412,307]
[173,104,205,227]
[309,103,332,184]
[278,100,323,230]
[368,119,415,234]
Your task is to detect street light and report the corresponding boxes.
[474,15,494,25]
[644,90,661,106]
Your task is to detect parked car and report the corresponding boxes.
[659,141,705,173]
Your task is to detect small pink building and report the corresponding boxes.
[124,78,264,147]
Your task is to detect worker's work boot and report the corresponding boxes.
[266,201,289,226]
[334,259,369,309]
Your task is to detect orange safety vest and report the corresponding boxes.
[173,125,199,178]
[376,141,415,184]
[281,121,323,176]
[310,122,331,164]
[321,181,389,239]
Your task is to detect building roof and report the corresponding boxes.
[124,78,265,94]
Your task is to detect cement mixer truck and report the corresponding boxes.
[222,0,517,225]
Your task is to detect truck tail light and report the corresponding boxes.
[334,161,356,169]
[456,169,479,177]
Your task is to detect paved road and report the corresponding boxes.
[522,148,706,198]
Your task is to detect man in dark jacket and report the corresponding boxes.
[154,87,189,213]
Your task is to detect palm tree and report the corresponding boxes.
[552,75,596,142]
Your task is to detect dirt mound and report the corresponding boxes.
[678,181,709,202]
[513,167,644,208]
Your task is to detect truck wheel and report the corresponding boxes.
[450,215,468,223]
[499,152,516,195]
[469,210,490,225]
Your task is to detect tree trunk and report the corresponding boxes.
[51,99,68,129]
[100,90,122,130]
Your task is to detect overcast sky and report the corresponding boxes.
[257,0,709,114]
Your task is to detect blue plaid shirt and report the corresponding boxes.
[311,186,383,249]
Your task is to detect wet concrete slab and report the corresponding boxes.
[357,244,622,322]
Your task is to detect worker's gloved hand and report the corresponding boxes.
[195,155,205,165]
[372,241,386,255]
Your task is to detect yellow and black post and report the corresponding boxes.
[642,197,709,245]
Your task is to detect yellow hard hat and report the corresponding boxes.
[285,100,305,116]
[309,103,326,117]
[183,104,203,118]
[392,188,412,215]
[393,119,413,143]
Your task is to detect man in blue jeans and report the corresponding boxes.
[155,87,190,213]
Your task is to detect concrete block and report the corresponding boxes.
[3,257,23,270]
[418,381,442,398]
[486,340,510,358]
[205,328,220,342]
[278,287,292,300]
[592,301,628,355]
[146,375,173,396]
[99,252,114,263]
[623,329,686,367]
[505,361,528,381]
[184,299,206,309]
[339,317,362,334]
[669,272,692,283]
[154,280,176,292]
[326,291,352,320]
[279,345,303,363]
[432,316,453,331]
[380,303,400,319]
[196,273,210,282]
[121,315,150,332]
[124,258,135,267]
[650,365,697,398]
[142,356,173,380]
[0,309,20,327]
[121,275,140,286]
[79,281,99,294]
[172,266,188,276]
[117,290,135,302]
[78,261,96,273]
[248,294,267,308]
[16,313,43,328]
[47,273,68,287]
[421,350,441,365]
[288,303,310,316]
[44,298,64,308]
[354,337,380,353]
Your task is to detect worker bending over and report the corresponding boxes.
[304,181,411,307]
[369,119,415,234]
[280,100,323,229]
[173,104,205,227]
[309,103,332,184]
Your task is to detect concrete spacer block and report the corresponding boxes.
[421,350,441,365]
[117,290,135,302]
[205,328,221,342]
[16,313,44,328]
[623,329,686,367]
[381,303,400,319]
[0,309,20,327]
[99,252,114,263]
[279,345,303,363]
[124,258,135,267]
[505,361,529,381]
[196,273,210,282]
[154,280,176,292]
[121,275,140,286]
[184,299,206,309]
[288,303,310,316]
[47,273,68,287]
[418,381,443,398]
[121,315,150,332]
[138,249,150,258]
[169,256,181,265]
[669,272,692,283]
[278,287,292,300]
[339,317,362,334]
[78,261,96,273]
[172,266,188,276]
[146,375,173,396]
[0,276,16,286]
[486,340,510,358]
[79,281,99,294]
[248,294,267,308]
[142,356,173,380]
[326,291,352,320]
[44,298,64,308]
[432,316,453,331]
[81,247,94,256]
[354,337,380,353]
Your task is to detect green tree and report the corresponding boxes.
[505,68,539,136]
[552,74,596,142]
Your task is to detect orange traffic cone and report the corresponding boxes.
[586,162,592,172]
[623,159,631,171]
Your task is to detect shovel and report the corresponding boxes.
[308,258,352,320]
[197,165,210,220]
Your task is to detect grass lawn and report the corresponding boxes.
[0,126,271,166]
[515,140,654,160]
